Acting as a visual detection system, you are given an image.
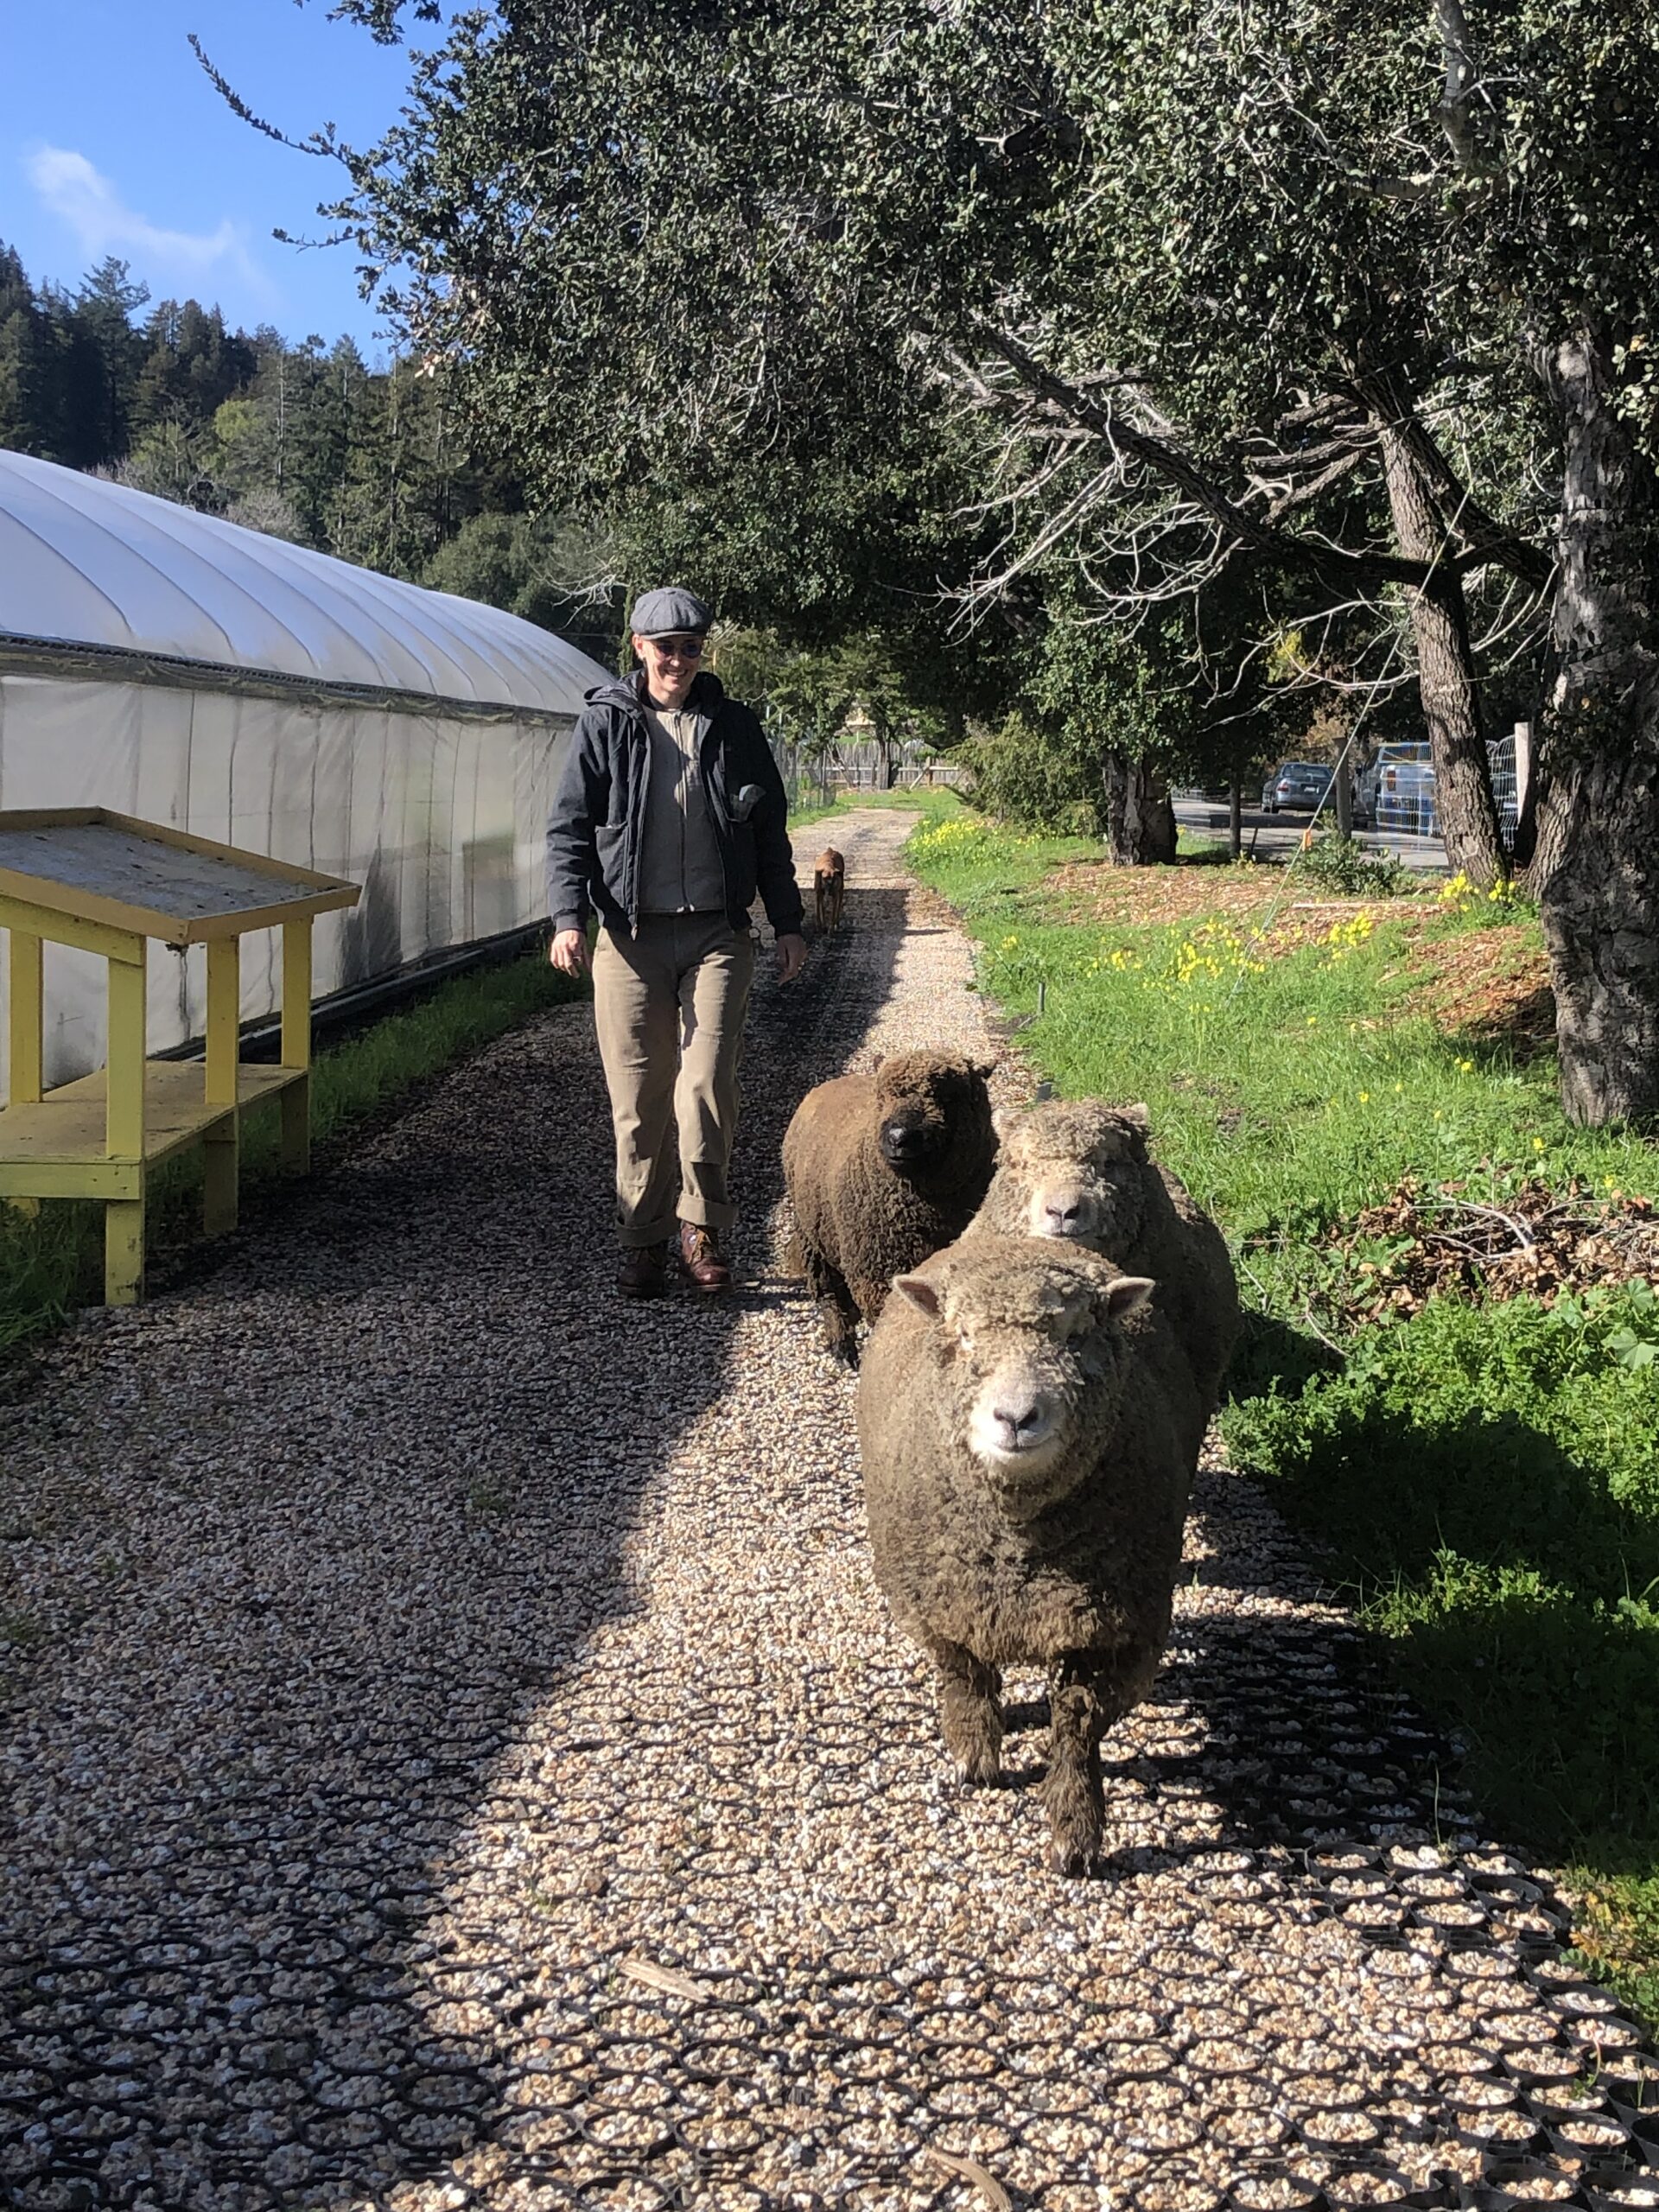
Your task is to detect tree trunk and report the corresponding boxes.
[1102,752,1177,865]
[1376,422,1508,885]
[874,727,897,791]
[1529,327,1659,1126]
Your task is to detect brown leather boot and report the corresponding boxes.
[616,1243,669,1298]
[678,1222,733,1294]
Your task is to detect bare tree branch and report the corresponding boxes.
[1350,372,1552,588]
[971,324,1444,590]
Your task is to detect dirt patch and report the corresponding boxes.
[1044,857,1371,931]
[1315,1176,1659,1323]
[1045,857,1450,956]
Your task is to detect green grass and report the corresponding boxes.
[906,806,1659,2022]
[1224,1290,1659,1830]
[0,950,583,1356]
[907,813,1656,1323]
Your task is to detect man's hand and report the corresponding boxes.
[775,932,807,984]
[549,927,591,976]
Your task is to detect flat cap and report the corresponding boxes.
[629,584,715,637]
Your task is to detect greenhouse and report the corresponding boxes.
[0,450,607,1095]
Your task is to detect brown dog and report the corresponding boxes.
[813,847,846,932]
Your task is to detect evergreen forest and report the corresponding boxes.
[0,240,620,664]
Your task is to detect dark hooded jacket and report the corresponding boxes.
[546,669,804,939]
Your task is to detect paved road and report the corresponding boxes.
[1,810,1647,2212]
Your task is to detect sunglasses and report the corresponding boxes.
[651,635,705,659]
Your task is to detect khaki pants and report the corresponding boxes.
[592,914,756,1247]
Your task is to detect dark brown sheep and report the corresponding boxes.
[857,1235,1202,1875]
[783,1050,996,1363]
[966,1098,1240,1412]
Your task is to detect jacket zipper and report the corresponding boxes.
[625,715,648,930]
[700,718,735,919]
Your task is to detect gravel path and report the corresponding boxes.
[3,807,1657,2212]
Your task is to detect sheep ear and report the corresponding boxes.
[893,1274,942,1317]
[973,1059,995,1081]
[1101,1275,1154,1322]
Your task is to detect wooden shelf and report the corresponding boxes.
[1,807,357,1305]
[0,1061,303,1191]
[0,808,359,943]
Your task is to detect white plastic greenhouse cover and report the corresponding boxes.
[0,448,605,715]
[0,453,612,1098]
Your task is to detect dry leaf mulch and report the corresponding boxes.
[1322,1176,1659,1325]
[1041,859,1407,934]
[1397,927,1556,1060]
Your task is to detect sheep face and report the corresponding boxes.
[895,1251,1153,1514]
[874,1052,991,1178]
[995,1101,1154,1246]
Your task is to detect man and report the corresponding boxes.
[547,586,807,1297]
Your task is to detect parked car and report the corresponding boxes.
[1261,761,1334,814]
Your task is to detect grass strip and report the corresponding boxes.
[905,804,1659,2024]
[0,950,584,1356]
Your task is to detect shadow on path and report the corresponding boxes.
[0,874,905,2211]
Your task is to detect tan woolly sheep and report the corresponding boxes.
[966,1098,1239,1410]
[857,1235,1203,1876]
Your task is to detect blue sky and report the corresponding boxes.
[0,0,451,359]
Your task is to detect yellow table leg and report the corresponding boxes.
[105,939,148,1304]
[280,1072,311,1176]
[203,937,240,1236]
[280,918,313,1174]
[9,929,43,1104]
[105,939,147,1159]
[105,1195,147,1306]
[7,932,46,1213]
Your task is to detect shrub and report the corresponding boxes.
[955,714,1106,837]
[1294,834,1410,897]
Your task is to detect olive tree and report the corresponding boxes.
[286,0,1659,1121]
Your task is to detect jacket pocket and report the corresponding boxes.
[594,822,626,899]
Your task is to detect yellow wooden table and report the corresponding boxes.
[0,809,359,1305]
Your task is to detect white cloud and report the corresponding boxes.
[25,146,276,304]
